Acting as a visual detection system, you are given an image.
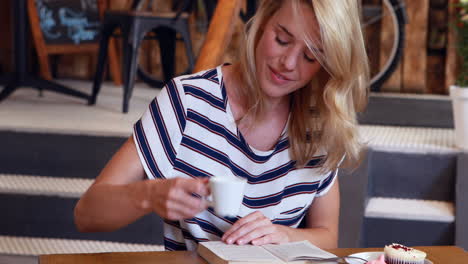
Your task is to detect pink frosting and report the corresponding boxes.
[366,255,387,264]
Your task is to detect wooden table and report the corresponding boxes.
[39,246,467,264]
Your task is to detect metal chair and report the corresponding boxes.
[90,0,195,113]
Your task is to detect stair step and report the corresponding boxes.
[0,174,92,198]
[367,151,456,201]
[0,193,164,245]
[360,92,453,128]
[365,197,455,223]
[0,80,156,137]
[0,131,125,178]
[360,125,457,154]
[0,235,163,256]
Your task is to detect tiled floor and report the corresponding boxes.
[0,80,159,137]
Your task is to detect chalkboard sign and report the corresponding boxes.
[35,0,100,45]
[27,0,121,84]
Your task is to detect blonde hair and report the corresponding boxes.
[236,0,369,171]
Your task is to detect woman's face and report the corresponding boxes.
[255,1,322,99]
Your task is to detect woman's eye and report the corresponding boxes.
[304,54,316,63]
[275,37,288,46]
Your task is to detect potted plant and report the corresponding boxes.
[451,0,468,149]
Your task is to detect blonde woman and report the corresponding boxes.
[74,0,369,251]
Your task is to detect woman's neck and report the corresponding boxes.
[223,64,290,123]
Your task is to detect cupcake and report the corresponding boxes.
[384,243,426,264]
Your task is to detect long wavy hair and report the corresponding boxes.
[235,0,369,171]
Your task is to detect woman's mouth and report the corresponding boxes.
[269,66,291,84]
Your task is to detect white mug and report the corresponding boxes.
[208,176,247,217]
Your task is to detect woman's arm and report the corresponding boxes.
[222,178,340,249]
[285,177,340,248]
[74,137,209,232]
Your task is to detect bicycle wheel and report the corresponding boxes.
[362,0,407,92]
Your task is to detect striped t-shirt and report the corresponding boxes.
[133,65,337,251]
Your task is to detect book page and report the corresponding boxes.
[262,241,336,262]
[200,241,284,262]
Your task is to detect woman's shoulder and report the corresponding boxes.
[174,65,224,88]
[164,65,227,107]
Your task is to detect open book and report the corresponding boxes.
[197,240,337,264]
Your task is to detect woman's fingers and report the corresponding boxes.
[225,218,270,244]
[222,211,264,241]
[222,211,290,245]
[237,224,289,245]
[223,211,282,245]
[164,201,206,220]
[251,232,277,246]
[166,190,208,216]
[172,177,210,197]
[151,177,210,220]
[234,224,275,245]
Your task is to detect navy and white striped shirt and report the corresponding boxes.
[133,65,337,251]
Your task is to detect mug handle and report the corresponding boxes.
[205,194,214,208]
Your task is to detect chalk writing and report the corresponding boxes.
[34,0,100,45]
[58,8,99,44]
[37,0,61,39]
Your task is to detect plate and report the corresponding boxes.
[346,251,433,264]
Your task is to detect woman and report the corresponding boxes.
[74,0,369,251]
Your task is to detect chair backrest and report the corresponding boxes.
[128,0,193,19]
[171,0,193,20]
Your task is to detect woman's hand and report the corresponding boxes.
[221,211,290,246]
[145,177,210,221]
[366,255,386,264]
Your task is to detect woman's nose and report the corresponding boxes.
[280,48,299,70]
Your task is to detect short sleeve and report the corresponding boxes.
[133,79,187,180]
[315,169,338,197]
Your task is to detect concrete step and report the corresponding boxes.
[0,235,163,256]
[0,174,92,198]
[361,197,455,247]
[362,217,455,247]
[365,197,455,222]
[360,92,453,128]
[0,80,155,137]
[366,150,457,200]
[0,131,125,178]
[0,174,164,245]
[360,125,456,154]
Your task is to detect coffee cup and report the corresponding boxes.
[208,176,247,216]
